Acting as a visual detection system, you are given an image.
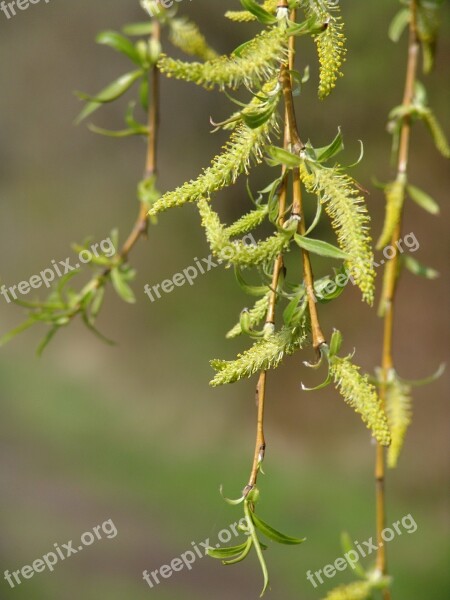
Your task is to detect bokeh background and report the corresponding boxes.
[1,1,449,599]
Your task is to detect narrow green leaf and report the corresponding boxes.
[340,532,368,578]
[243,102,277,130]
[110,267,136,304]
[244,502,269,597]
[421,109,450,158]
[266,146,301,168]
[90,286,106,320]
[329,329,343,358]
[56,269,81,301]
[125,101,142,129]
[222,537,253,565]
[76,70,144,124]
[239,0,277,25]
[398,363,445,388]
[88,125,147,138]
[219,485,245,505]
[207,541,250,559]
[283,294,303,327]
[403,255,439,279]
[305,196,322,235]
[302,372,332,391]
[287,15,324,37]
[294,234,350,260]
[0,319,36,347]
[314,128,344,163]
[36,326,60,357]
[235,267,270,297]
[315,274,345,303]
[252,512,306,545]
[389,9,410,43]
[96,31,143,65]
[81,313,116,346]
[407,184,440,215]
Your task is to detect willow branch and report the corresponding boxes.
[245,130,288,494]
[245,7,297,494]
[279,4,325,352]
[120,21,161,262]
[375,1,419,592]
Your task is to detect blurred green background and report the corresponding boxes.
[0,1,449,599]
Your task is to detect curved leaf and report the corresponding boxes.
[76,70,144,124]
[294,234,350,260]
[96,31,143,65]
[251,512,306,545]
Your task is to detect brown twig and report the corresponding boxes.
[279,4,326,352]
[246,3,327,494]
[120,21,161,262]
[375,2,419,595]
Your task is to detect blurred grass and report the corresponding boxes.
[1,357,448,599]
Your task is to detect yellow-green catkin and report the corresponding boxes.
[385,376,412,468]
[300,163,375,305]
[330,356,391,446]
[323,580,372,600]
[377,178,406,250]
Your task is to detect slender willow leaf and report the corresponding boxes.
[266,146,301,168]
[245,502,269,597]
[389,9,410,42]
[110,267,136,304]
[76,70,144,124]
[0,319,36,347]
[314,128,344,163]
[88,125,148,138]
[239,0,278,25]
[223,537,253,565]
[294,234,349,260]
[407,184,440,215]
[251,512,306,545]
[96,31,142,65]
[340,532,367,578]
[403,255,439,279]
[207,541,250,559]
[36,326,60,357]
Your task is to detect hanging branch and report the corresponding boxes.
[0,4,213,352]
[374,0,448,595]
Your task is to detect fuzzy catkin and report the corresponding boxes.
[330,356,391,446]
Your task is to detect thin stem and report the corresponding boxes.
[246,371,268,491]
[245,6,296,494]
[279,7,326,352]
[292,168,325,351]
[120,20,161,262]
[75,21,161,315]
[246,131,288,493]
[375,2,419,593]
